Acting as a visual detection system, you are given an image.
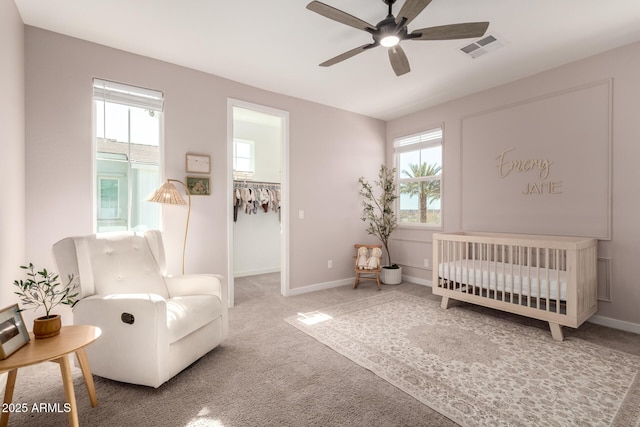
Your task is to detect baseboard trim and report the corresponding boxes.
[588,315,640,335]
[287,275,432,296]
[286,278,353,296]
[234,267,280,278]
[403,275,432,287]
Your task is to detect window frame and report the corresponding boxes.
[233,138,255,179]
[394,126,444,230]
[92,79,163,233]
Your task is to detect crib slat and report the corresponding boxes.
[480,242,485,294]
[458,240,462,291]
[500,244,505,302]
[471,242,476,295]
[509,245,515,304]
[545,248,551,312]
[520,245,524,300]
[533,247,538,309]
[492,243,496,300]
[447,242,456,289]
[555,248,561,311]
[442,239,447,290]
[492,243,497,300]
[530,246,536,309]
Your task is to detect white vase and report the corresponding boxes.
[381,266,402,285]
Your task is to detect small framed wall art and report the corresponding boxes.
[186,176,210,196]
[186,154,211,174]
[0,304,30,360]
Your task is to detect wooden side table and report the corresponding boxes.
[0,325,101,427]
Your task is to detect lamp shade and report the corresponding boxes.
[146,181,186,205]
[146,178,191,274]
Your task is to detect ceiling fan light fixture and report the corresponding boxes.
[380,34,400,47]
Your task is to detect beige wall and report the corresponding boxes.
[23,27,385,299]
[0,0,25,307]
[388,41,640,328]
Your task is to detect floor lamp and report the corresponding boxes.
[147,179,191,274]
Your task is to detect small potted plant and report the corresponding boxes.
[13,263,78,338]
[358,165,402,285]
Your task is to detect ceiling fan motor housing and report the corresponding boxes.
[370,15,408,46]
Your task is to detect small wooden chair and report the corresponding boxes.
[353,244,382,290]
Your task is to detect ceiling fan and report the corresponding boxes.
[307,0,490,76]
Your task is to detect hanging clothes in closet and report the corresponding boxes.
[233,181,281,222]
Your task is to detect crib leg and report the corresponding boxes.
[549,322,564,341]
[440,296,450,310]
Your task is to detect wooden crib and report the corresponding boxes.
[432,231,598,341]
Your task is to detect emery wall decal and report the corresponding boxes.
[495,147,562,196]
[460,79,611,239]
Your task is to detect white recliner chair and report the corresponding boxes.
[52,230,228,388]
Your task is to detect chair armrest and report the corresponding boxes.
[165,274,226,301]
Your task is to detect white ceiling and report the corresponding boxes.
[14,0,640,121]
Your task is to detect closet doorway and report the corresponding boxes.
[227,99,289,307]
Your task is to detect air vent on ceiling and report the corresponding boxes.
[460,34,507,59]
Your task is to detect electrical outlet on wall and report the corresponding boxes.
[328,260,333,269]
[424,259,430,268]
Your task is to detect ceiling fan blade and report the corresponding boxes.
[410,22,490,40]
[396,0,433,26]
[388,45,410,76]
[320,43,375,67]
[307,1,374,32]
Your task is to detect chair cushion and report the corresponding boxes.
[167,295,222,343]
[87,234,169,298]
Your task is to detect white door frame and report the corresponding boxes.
[226,98,290,307]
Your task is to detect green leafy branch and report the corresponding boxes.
[358,165,398,267]
[13,263,79,318]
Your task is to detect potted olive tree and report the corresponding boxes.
[13,263,78,338]
[358,165,402,285]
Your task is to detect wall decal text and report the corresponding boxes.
[496,147,562,195]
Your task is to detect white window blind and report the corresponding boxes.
[394,127,442,151]
[93,78,164,112]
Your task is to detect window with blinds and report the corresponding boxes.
[93,79,164,233]
[394,126,443,227]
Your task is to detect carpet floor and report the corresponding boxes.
[4,274,640,426]
[286,291,640,426]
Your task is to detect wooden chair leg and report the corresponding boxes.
[376,273,381,290]
[353,272,360,289]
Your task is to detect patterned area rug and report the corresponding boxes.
[285,292,640,426]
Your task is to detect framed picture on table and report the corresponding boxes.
[0,304,30,360]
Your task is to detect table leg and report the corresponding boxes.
[0,369,17,427]
[58,355,79,427]
[75,349,98,407]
